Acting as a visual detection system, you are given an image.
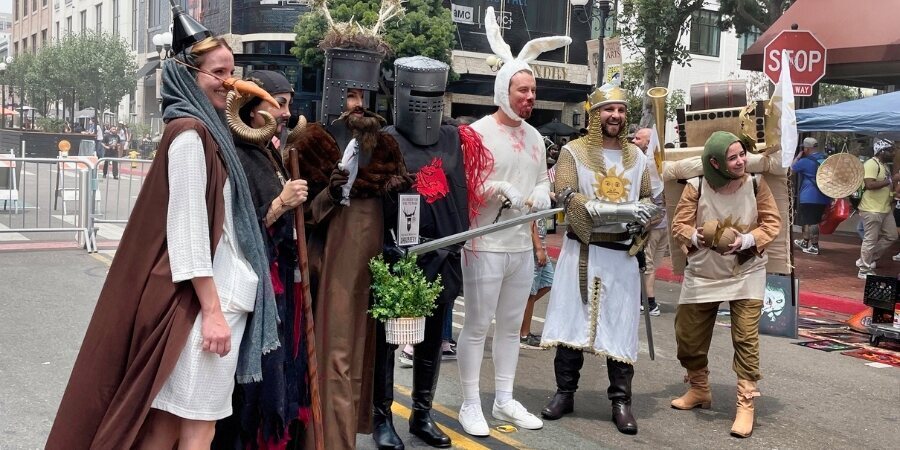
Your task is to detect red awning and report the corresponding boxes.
[740,0,900,88]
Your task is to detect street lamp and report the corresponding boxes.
[0,62,6,130]
[571,0,613,87]
[151,32,173,113]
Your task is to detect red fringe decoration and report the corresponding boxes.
[269,261,284,295]
[458,124,494,223]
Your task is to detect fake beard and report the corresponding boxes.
[345,108,384,153]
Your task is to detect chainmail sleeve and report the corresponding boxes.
[639,166,652,203]
[555,146,592,244]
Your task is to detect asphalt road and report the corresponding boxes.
[0,249,897,450]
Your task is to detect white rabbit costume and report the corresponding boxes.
[455,6,570,436]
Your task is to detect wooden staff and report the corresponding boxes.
[288,148,324,450]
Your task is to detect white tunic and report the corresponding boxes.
[150,130,259,420]
[542,147,647,363]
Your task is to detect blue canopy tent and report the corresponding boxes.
[796,91,900,140]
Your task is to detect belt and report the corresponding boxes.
[566,230,632,249]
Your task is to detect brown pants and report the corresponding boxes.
[675,299,763,381]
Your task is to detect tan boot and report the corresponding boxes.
[730,379,760,438]
[670,368,712,410]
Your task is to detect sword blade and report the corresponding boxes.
[407,207,563,256]
[640,279,656,360]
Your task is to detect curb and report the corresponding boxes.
[547,244,867,317]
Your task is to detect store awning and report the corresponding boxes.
[135,60,160,80]
[449,74,592,104]
[740,0,900,88]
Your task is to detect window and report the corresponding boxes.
[112,0,119,36]
[41,29,47,47]
[66,16,72,35]
[95,4,102,31]
[32,0,36,13]
[13,42,18,57]
[132,0,137,49]
[80,10,86,32]
[737,27,761,59]
[24,0,29,16]
[31,34,37,53]
[689,9,721,57]
[15,0,19,21]
[43,0,48,6]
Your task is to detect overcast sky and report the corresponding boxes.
[1,1,10,15]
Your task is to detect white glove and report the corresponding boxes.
[690,230,699,248]
[489,181,525,210]
[528,185,552,211]
[739,232,756,251]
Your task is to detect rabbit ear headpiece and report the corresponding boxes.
[484,6,571,122]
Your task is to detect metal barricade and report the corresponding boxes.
[89,157,153,252]
[0,155,95,250]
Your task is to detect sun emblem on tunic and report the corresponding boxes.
[594,166,631,202]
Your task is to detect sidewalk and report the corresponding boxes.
[544,226,893,316]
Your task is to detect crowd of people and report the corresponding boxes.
[44,4,793,450]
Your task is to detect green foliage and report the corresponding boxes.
[292,0,454,70]
[3,32,136,116]
[818,83,860,106]
[719,0,792,35]
[36,117,66,132]
[368,253,442,321]
[617,0,705,125]
[621,55,686,129]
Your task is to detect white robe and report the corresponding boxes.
[541,147,647,363]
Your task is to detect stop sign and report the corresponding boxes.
[764,30,827,96]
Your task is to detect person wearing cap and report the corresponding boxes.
[453,7,569,437]
[215,70,313,448]
[790,137,829,255]
[632,127,666,316]
[540,83,660,435]
[856,139,898,278]
[669,131,781,438]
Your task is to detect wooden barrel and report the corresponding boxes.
[689,81,748,111]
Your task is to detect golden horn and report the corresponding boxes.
[225,90,278,146]
[647,87,668,173]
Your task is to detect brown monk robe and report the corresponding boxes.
[45,119,226,449]
[289,120,411,449]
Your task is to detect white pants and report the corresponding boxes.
[457,249,534,403]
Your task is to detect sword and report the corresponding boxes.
[638,253,656,360]
[407,207,563,256]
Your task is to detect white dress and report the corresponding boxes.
[150,130,259,420]
[541,146,648,363]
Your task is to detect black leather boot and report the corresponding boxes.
[409,305,451,448]
[607,358,637,435]
[373,322,404,450]
[542,347,584,420]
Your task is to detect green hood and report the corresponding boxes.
[702,131,743,189]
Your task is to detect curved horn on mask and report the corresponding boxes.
[286,115,308,146]
[225,90,277,146]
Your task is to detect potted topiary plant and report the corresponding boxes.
[369,253,443,345]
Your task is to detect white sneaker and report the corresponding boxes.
[459,403,490,436]
[858,268,875,280]
[492,399,543,430]
[856,258,876,269]
[893,253,900,262]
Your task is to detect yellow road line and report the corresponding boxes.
[90,252,113,266]
[394,385,529,449]
[390,402,492,450]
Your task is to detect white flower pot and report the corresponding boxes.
[384,317,426,345]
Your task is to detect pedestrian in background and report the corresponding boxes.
[856,139,897,278]
[520,219,553,349]
[791,137,829,255]
[632,127,665,316]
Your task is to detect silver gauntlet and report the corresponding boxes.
[584,199,664,227]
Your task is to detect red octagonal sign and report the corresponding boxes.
[764,30,827,97]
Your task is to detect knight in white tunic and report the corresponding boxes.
[540,84,660,435]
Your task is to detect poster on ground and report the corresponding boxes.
[759,273,798,338]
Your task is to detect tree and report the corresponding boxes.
[617,0,705,126]
[818,83,860,106]
[719,0,792,35]
[621,55,685,134]
[292,0,454,69]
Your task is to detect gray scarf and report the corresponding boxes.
[161,58,279,383]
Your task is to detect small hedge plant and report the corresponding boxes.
[368,253,442,321]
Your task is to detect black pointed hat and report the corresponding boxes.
[170,0,211,55]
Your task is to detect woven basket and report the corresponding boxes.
[384,317,426,345]
[816,153,864,199]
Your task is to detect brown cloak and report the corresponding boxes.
[46,118,227,450]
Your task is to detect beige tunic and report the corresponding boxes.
[672,175,781,304]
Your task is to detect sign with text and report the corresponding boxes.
[397,194,421,246]
[764,30,827,97]
[451,3,474,24]
[587,39,600,85]
[603,36,622,84]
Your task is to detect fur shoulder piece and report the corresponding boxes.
[286,122,341,196]
[352,132,410,198]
